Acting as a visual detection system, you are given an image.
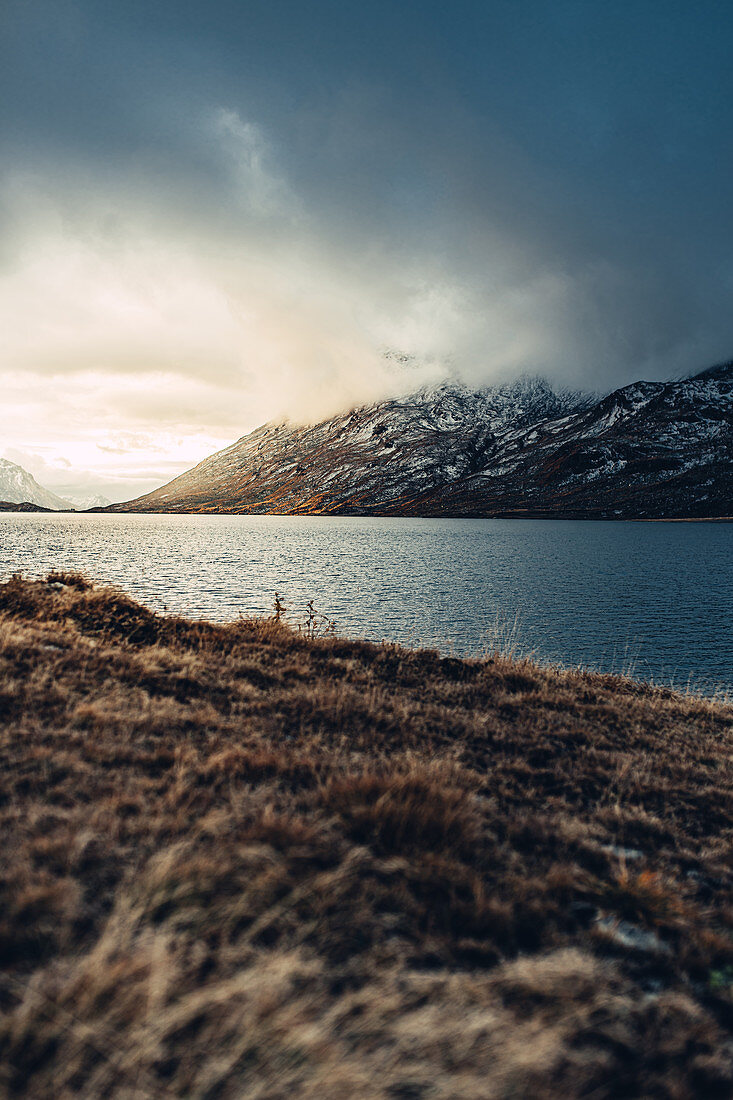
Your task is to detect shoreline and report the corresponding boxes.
[1,503,731,521]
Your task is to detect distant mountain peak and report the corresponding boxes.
[64,492,113,511]
[0,458,71,511]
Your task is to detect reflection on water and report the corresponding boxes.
[1,513,731,696]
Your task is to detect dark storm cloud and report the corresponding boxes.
[2,0,733,411]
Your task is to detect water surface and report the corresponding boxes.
[1,513,731,696]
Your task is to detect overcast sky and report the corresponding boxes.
[2,0,733,500]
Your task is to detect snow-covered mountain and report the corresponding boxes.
[111,363,733,519]
[64,492,113,511]
[0,459,72,511]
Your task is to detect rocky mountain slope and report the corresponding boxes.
[112,362,733,519]
[0,458,71,511]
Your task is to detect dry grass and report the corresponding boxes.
[0,573,731,1098]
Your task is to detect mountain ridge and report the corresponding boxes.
[109,362,733,519]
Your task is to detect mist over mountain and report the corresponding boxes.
[110,361,732,520]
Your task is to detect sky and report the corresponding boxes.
[2,0,733,501]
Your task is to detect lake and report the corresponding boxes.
[1,513,731,697]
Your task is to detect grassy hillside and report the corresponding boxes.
[0,574,731,1098]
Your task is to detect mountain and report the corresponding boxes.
[0,459,72,511]
[110,363,733,519]
[64,492,113,511]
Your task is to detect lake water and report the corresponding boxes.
[1,513,731,697]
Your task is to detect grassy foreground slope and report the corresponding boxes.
[0,575,731,1099]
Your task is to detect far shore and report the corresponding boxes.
[1,501,731,521]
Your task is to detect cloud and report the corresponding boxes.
[213,109,300,220]
[0,155,448,447]
[2,0,733,496]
